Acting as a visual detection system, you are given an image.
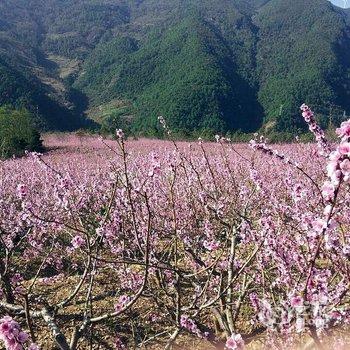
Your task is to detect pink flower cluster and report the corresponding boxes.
[71,235,85,249]
[158,116,171,135]
[114,295,130,313]
[336,120,350,140]
[225,334,245,350]
[300,104,331,156]
[114,336,126,350]
[116,129,125,139]
[322,117,350,204]
[0,316,37,350]
[3,109,350,348]
[16,184,28,200]
[290,295,304,312]
[180,315,206,338]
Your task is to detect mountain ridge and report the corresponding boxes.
[0,0,349,135]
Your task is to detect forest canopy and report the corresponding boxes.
[0,0,349,136]
[0,106,43,159]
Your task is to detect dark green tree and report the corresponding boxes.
[0,106,43,159]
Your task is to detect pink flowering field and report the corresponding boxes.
[1,106,350,350]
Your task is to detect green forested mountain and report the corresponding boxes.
[0,0,349,135]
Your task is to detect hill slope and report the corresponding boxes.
[0,0,349,134]
[256,0,350,131]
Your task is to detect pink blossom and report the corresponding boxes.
[180,315,204,338]
[329,150,341,162]
[312,218,326,233]
[338,142,350,156]
[0,316,30,349]
[321,182,335,201]
[340,159,350,177]
[342,245,350,256]
[290,295,304,308]
[302,111,312,122]
[71,235,84,249]
[300,104,331,156]
[225,334,245,350]
[115,129,125,139]
[336,120,350,139]
[16,332,28,343]
[203,240,220,251]
[295,317,305,333]
[329,310,342,321]
[326,160,338,178]
[323,204,332,215]
[114,336,126,350]
[16,184,28,199]
[3,109,350,349]
[11,274,23,285]
[114,295,130,313]
[314,316,325,330]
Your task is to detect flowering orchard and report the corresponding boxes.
[1,106,350,350]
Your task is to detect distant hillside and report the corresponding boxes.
[345,7,350,21]
[0,58,84,130]
[0,0,349,134]
[256,0,350,131]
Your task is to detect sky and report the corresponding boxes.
[330,0,350,8]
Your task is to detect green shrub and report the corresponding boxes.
[0,106,43,159]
